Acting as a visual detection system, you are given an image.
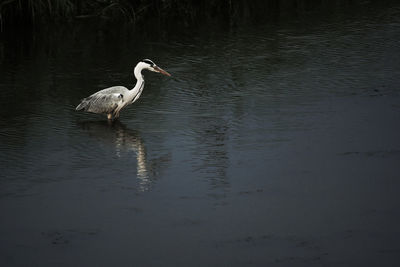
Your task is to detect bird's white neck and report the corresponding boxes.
[126,63,146,103]
[134,63,145,83]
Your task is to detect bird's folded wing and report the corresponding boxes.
[82,92,123,114]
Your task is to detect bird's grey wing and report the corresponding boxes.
[76,87,127,114]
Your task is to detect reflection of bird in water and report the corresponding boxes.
[78,120,170,191]
[76,59,171,120]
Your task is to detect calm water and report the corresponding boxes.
[1,4,400,266]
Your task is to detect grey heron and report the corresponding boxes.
[76,59,171,120]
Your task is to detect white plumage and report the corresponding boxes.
[76,59,170,120]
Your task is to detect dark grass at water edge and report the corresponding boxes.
[1,0,398,33]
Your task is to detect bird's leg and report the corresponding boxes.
[106,112,120,121]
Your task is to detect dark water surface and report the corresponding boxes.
[1,4,400,267]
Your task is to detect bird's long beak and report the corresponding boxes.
[154,66,171,77]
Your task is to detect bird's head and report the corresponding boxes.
[140,59,171,77]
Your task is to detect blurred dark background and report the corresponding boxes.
[1,0,398,32]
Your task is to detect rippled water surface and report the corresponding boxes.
[1,4,400,266]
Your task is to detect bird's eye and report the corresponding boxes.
[142,59,154,66]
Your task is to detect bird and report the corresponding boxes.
[76,59,171,120]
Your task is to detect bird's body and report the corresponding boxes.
[76,84,143,120]
[76,59,170,120]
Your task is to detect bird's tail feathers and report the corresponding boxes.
[76,100,88,111]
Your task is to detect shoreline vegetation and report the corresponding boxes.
[1,0,396,33]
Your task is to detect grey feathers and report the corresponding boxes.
[75,86,128,115]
